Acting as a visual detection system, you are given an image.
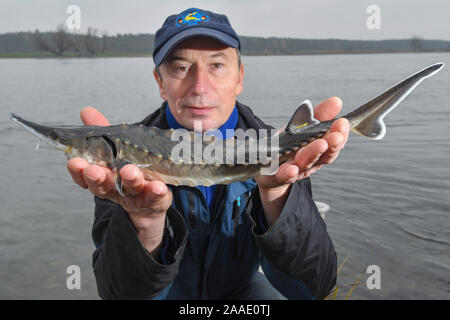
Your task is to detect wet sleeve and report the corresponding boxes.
[248,178,337,299]
[91,196,188,299]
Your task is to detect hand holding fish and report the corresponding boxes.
[256,97,350,226]
[67,107,171,256]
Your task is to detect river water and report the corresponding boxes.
[0,52,449,299]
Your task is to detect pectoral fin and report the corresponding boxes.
[113,159,132,197]
[91,135,131,197]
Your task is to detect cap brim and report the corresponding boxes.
[153,27,240,66]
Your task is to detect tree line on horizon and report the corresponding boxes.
[1,24,449,57]
[33,24,108,56]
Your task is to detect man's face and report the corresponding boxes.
[154,37,244,131]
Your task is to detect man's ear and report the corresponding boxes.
[153,68,167,100]
[235,63,244,96]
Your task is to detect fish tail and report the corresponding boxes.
[344,62,444,140]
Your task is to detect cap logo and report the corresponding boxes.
[175,9,209,27]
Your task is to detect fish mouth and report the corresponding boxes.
[9,113,65,149]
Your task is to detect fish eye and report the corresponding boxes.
[49,130,59,139]
[60,136,71,145]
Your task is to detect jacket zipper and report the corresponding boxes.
[187,192,196,228]
[232,196,241,259]
[200,184,228,298]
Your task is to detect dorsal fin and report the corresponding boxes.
[286,100,319,134]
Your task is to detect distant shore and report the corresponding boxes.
[1,49,449,59]
[0,53,152,58]
[2,31,449,59]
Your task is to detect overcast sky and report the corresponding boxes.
[1,0,449,40]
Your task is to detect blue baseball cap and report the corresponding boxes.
[153,8,241,66]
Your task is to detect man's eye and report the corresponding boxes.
[212,63,223,69]
[178,66,189,72]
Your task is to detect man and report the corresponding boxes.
[67,8,350,299]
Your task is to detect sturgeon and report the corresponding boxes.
[10,63,444,192]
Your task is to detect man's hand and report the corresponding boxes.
[256,97,350,226]
[67,107,172,255]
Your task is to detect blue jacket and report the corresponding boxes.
[91,102,337,299]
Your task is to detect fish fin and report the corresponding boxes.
[351,116,386,140]
[95,135,128,196]
[286,100,320,134]
[347,62,444,140]
[114,169,125,197]
[113,159,131,197]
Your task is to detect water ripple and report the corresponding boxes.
[398,224,450,245]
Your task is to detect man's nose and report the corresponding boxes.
[190,65,211,95]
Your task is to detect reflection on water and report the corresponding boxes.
[0,52,449,299]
